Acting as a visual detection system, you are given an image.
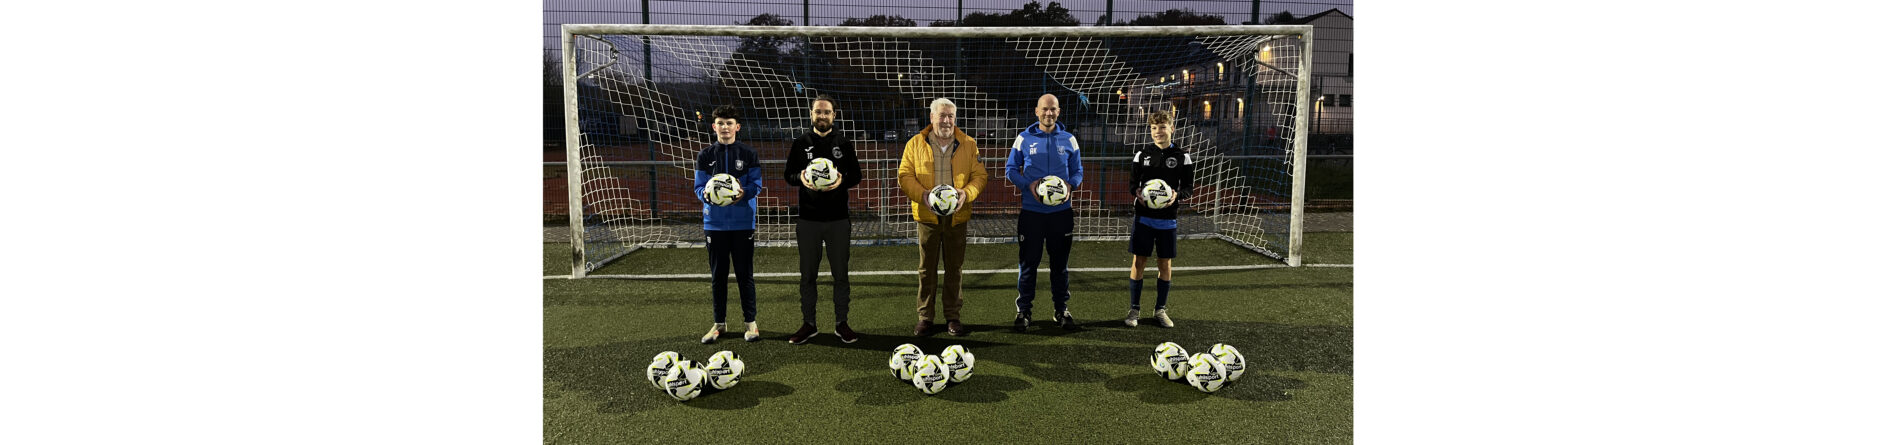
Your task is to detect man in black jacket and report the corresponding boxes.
[783,95,864,344]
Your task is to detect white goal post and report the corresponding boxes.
[561,24,1314,277]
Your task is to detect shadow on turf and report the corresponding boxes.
[1105,372,1308,404]
[546,319,1348,413]
[837,374,1034,405]
[681,380,795,410]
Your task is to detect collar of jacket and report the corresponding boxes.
[919,125,969,150]
[1024,122,1068,138]
[807,129,838,142]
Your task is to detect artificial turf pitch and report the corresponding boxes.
[545,235,1352,443]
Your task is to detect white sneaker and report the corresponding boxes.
[1123,309,1140,327]
[701,323,726,344]
[1155,309,1175,328]
[744,321,761,342]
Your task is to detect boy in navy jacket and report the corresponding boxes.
[692,105,764,343]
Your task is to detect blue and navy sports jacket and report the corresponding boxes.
[1004,122,1084,214]
[692,141,763,231]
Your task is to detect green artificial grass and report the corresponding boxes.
[545,236,1352,443]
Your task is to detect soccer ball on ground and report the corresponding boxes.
[705,173,742,206]
[911,354,949,395]
[926,185,961,216]
[661,359,706,401]
[890,343,925,380]
[1209,343,1246,382]
[1151,342,1190,380]
[1035,175,1069,206]
[703,350,745,390]
[1184,352,1228,393]
[1140,179,1176,209]
[802,157,839,190]
[647,351,681,390]
[940,345,975,383]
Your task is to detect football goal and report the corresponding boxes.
[560,24,1314,277]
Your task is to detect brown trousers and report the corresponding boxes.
[916,221,968,322]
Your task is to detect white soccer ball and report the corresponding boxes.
[1184,352,1229,393]
[1209,343,1246,382]
[1140,179,1176,209]
[1035,175,1070,206]
[940,345,975,383]
[802,157,839,190]
[910,354,950,395]
[1151,342,1190,380]
[890,343,925,380]
[647,351,681,390]
[705,173,742,206]
[926,185,961,216]
[703,350,745,390]
[661,359,706,401]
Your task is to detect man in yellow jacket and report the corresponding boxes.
[898,97,989,337]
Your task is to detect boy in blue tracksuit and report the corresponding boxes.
[1005,94,1085,331]
[692,105,764,344]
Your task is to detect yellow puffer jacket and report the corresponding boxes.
[898,125,989,226]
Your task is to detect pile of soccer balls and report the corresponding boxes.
[1150,342,1247,393]
[647,350,747,402]
[889,343,975,395]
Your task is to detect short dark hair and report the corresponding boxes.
[712,105,739,121]
[812,94,836,109]
[1146,111,1172,126]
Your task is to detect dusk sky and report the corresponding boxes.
[544,0,1354,50]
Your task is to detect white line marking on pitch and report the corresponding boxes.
[546,263,1352,280]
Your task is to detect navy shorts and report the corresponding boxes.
[1128,220,1177,259]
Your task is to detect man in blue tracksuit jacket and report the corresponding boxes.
[1005,94,1085,331]
[691,105,765,344]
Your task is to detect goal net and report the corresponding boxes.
[561,25,1313,277]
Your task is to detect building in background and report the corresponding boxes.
[1291,8,1351,134]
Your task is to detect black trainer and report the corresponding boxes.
[1012,312,1030,332]
[1054,310,1080,331]
[788,323,819,345]
[834,321,860,343]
